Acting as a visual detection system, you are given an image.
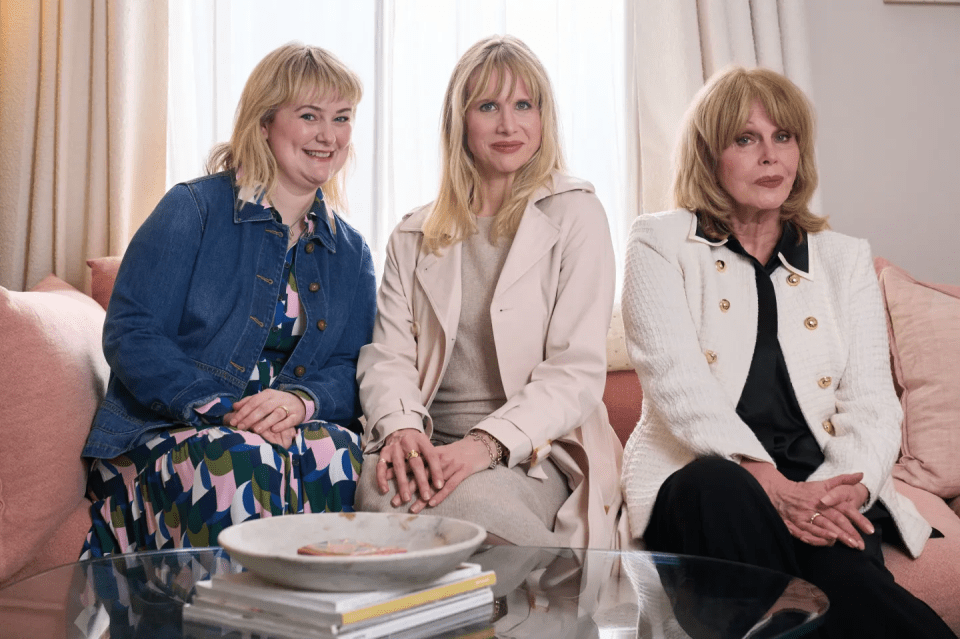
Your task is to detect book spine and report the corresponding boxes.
[338,589,493,639]
[341,572,497,625]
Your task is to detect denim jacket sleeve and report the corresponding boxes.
[276,237,377,425]
[102,183,229,424]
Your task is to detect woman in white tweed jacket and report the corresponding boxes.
[620,66,955,638]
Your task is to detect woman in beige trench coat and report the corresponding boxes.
[355,35,623,549]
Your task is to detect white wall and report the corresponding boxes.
[806,0,960,285]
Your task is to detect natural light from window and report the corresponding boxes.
[167,0,627,285]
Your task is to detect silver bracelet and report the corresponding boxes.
[470,431,502,470]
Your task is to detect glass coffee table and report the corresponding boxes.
[0,546,827,638]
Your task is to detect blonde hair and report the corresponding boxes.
[423,35,564,253]
[673,66,826,240]
[206,43,363,212]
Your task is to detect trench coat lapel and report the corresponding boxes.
[414,240,463,342]
[493,199,561,300]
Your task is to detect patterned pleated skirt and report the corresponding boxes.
[81,422,362,558]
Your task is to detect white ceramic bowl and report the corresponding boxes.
[217,512,487,591]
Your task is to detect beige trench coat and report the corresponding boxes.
[357,173,624,549]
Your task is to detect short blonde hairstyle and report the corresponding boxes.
[207,43,363,212]
[673,66,826,240]
[423,35,565,252]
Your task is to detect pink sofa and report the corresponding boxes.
[603,257,960,634]
[0,256,957,634]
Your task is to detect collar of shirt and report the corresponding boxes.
[235,183,337,254]
[689,211,810,279]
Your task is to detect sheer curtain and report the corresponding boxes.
[166,0,377,240]
[166,0,628,281]
[629,0,813,215]
[166,0,811,287]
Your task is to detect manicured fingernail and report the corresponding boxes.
[435,480,444,489]
[403,493,410,502]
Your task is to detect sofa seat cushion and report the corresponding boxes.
[883,479,960,634]
[603,369,643,446]
[875,259,960,500]
[0,275,109,585]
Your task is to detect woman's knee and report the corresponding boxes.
[666,456,757,496]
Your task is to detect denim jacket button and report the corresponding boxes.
[309,282,320,293]
[317,319,327,331]
[294,366,306,377]
[305,243,315,254]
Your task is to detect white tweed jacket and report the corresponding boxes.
[620,209,931,558]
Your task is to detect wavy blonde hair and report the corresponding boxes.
[673,66,827,240]
[423,35,564,253]
[206,43,362,212]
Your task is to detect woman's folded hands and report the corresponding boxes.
[376,428,493,513]
[224,389,306,448]
[742,460,874,550]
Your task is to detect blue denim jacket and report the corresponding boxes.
[82,172,376,459]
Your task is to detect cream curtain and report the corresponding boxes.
[0,0,168,292]
[629,0,812,215]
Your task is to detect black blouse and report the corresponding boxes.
[714,221,825,482]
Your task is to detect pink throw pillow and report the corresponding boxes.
[875,259,960,500]
[86,256,123,310]
[0,275,109,582]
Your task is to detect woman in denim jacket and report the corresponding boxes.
[80,44,376,556]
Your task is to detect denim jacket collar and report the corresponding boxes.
[235,182,337,254]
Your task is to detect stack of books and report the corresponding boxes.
[182,562,496,639]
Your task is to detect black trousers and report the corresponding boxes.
[644,457,956,639]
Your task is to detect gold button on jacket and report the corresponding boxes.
[304,243,315,254]
[804,317,818,330]
[715,260,726,272]
[818,376,832,389]
[787,273,800,286]
[294,365,306,377]
[719,299,730,312]
[308,282,320,292]
[822,420,835,436]
[317,319,327,331]
[704,350,718,364]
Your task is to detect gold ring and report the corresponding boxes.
[279,406,290,419]
[406,450,420,460]
[809,512,821,525]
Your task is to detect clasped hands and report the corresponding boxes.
[375,428,495,514]
[743,460,874,550]
[223,388,306,448]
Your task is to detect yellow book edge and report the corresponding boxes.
[341,572,497,625]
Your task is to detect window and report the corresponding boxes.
[168,0,629,286]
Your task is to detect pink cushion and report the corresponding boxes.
[875,259,960,500]
[883,480,960,634]
[0,275,109,585]
[86,256,122,310]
